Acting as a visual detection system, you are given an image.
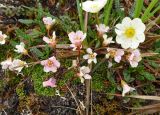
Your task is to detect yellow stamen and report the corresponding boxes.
[91,4,98,10]
[47,60,53,67]
[124,27,135,38]
[89,54,95,59]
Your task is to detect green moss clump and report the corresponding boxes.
[16,85,26,100]
[60,59,72,68]
[31,66,55,96]
[58,70,75,87]
[92,61,108,91]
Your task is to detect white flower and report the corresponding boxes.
[14,42,28,55]
[96,24,109,36]
[78,66,91,83]
[115,17,146,49]
[81,0,108,13]
[102,34,115,46]
[0,57,12,70]
[121,80,135,97]
[9,59,28,73]
[0,31,7,45]
[83,48,97,64]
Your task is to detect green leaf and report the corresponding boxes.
[27,29,44,39]
[141,0,158,22]
[134,0,143,18]
[141,72,155,81]
[18,19,34,25]
[76,0,84,31]
[104,0,114,25]
[107,70,115,84]
[30,47,44,58]
[123,70,131,82]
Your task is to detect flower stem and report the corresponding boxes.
[82,12,88,48]
[96,13,100,24]
[85,63,92,115]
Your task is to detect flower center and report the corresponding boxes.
[89,53,95,59]
[0,35,3,41]
[19,61,25,66]
[91,4,98,10]
[75,36,81,40]
[124,27,135,38]
[110,51,116,57]
[47,60,53,67]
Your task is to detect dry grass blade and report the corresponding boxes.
[141,52,159,57]
[126,103,160,115]
[127,95,160,101]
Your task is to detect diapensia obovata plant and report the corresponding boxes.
[0,0,159,114]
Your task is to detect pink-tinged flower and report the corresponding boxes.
[43,78,57,88]
[43,17,56,30]
[83,48,97,64]
[0,57,12,70]
[128,49,142,67]
[43,31,57,47]
[41,56,60,73]
[106,48,124,63]
[96,24,109,37]
[77,66,91,83]
[121,80,135,97]
[0,31,7,45]
[68,31,86,51]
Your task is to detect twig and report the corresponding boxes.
[51,105,79,111]
[65,83,83,115]
[29,44,71,49]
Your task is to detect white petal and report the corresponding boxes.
[86,48,92,54]
[103,34,107,40]
[93,58,97,64]
[0,40,5,44]
[130,61,138,67]
[84,74,91,79]
[115,29,123,36]
[130,41,139,49]
[81,0,107,13]
[81,66,90,74]
[105,53,110,59]
[88,59,92,64]
[116,36,124,44]
[52,31,56,40]
[135,33,145,43]
[83,54,89,59]
[132,18,146,33]
[122,17,132,27]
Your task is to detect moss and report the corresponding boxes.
[16,85,26,100]
[9,75,21,86]
[58,70,75,87]
[0,80,4,92]
[60,59,72,68]
[92,61,108,91]
[31,66,55,96]
[92,73,105,91]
